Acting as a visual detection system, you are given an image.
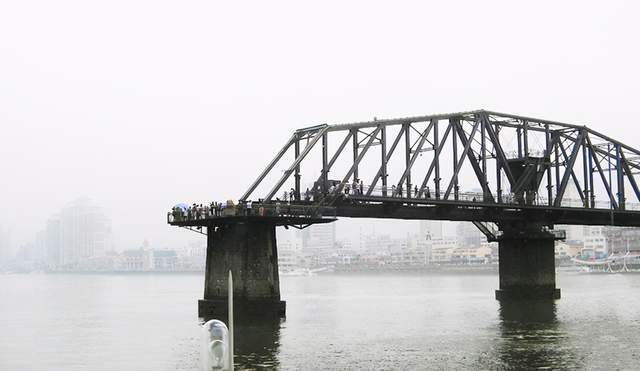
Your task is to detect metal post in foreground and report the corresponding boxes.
[228,270,234,371]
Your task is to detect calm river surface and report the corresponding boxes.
[1,272,639,370]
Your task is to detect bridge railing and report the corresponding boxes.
[167,185,640,224]
[340,183,640,211]
[167,202,336,223]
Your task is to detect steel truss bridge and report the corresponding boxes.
[170,109,640,316]
[238,109,640,236]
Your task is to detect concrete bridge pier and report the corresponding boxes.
[198,221,285,318]
[495,223,561,301]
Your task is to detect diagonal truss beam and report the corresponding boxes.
[554,130,584,207]
[453,118,494,202]
[586,134,618,209]
[240,133,297,201]
[621,151,640,203]
[396,120,435,190]
[557,133,586,205]
[265,127,330,201]
[480,112,516,187]
[443,119,480,200]
[528,130,559,195]
[366,126,406,196]
[417,123,453,197]
[315,131,354,187]
[337,127,382,192]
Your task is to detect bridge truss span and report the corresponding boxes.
[240,109,640,227]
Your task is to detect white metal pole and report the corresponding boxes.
[228,270,234,371]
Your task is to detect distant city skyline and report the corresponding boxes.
[3,194,634,271]
[3,193,463,258]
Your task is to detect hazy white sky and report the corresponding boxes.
[1,0,639,250]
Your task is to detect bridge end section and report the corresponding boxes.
[495,223,562,301]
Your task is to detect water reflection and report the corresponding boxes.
[202,314,282,369]
[496,300,581,369]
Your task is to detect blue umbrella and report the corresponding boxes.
[174,203,189,211]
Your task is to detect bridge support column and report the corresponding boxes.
[199,221,285,318]
[495,223,561,301]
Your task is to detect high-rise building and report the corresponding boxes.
[0,225,11,267]
[58,199,112,267]
[45,217,62,267]
[34,230,46,262]
[455,222,484,248]
[301,223,336,251]
[301,223,336,267]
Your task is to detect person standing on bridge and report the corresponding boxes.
[414,185,418,198]
[170,207,177,222]
[238,201,245,216]
[359,180,364,195]
[289,188,295,202]
[391,185,396,197]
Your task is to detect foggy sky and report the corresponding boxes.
[2,0,639,251]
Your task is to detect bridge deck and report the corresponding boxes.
[334,195,640,227]
[168,213,336,228]
[169,195,640,228]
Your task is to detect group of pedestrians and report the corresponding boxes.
[390,185,432,199]
[168,180,471,223]
[169,181,439,223]
[324,179,365,197]
[281,188,297,203]
[171,202,229,221]
[344,180,364,196]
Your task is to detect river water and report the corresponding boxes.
[1,272,639,370]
